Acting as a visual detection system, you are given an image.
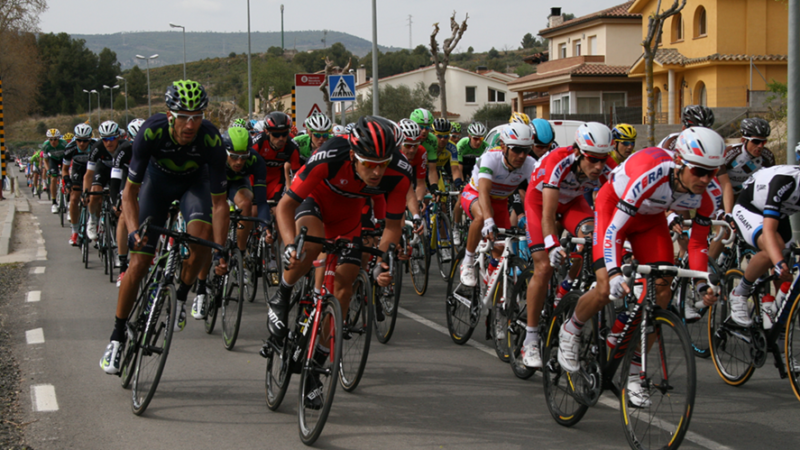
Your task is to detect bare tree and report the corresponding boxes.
[0,0,48,34]
[320,57,352,119]
[642,0,686,145]
[430,11,468,120]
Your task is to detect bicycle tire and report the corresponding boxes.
[244,235,259,303]
[491,257,527,363]
[507,267,535,378]
[58,189,65,227]
[221,249,245,350]
[121,286,150,389]
[541,292,591,427]
[298,295,342,445]
[708,269,756,386]
[620,309,696,450]
[204,262,221,334]
[409,230,429,296]
[445,249,480,345]
[676,277,710,358]
[785,292,800,402]
[340,270,373,392]
[106,211,116,283]
[435,213,454,282]
[374,257,401,344]
[131,283,177,415]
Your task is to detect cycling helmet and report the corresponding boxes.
[119,129,128,139]
[63,132,74,141]
[740,117,771,138]
[253,120,265,133]
[165,79,209,111]
[612,123,637,141]
[231,118,248,128]
[509,112,531,125]
[432,118,451,134]
[531,118,555,146]
[46,129,62,138]
[467,122,487,137]
[499,123,535,147]
[74,123,93,139]
[409,108,434,126]
[222,127,252,153]
[348,115,398,159]
[451,122,462,134]
[398,118,422,144]
[264,111,292,131]
[248,119,258,130]
[675,127,725,168]
[574,122,613,155]
[681,105,715,128]
[331,124,346,136]
[127,119,145,138]
[304,113,332,132]
[391,120,405,148]
[98,120,120,137]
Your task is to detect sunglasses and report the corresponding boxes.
[403,142,419,148]
[684,162,718,178]
[618,141,635,146]
[49,138,60,141]
[270,131,289,138]
[508,145,532,155]
[226,150,248,161]
[354,153,392,169]
[312,132,331,139]
[76,139,91,143]
[435,134,450,140]
[470,136,484,141]
[744,136,767,145]
[170,111,205,123]
[419,125,432,131]
[581,152,607,164]
[103,136,118,142]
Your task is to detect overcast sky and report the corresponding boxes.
[39,0,627,53]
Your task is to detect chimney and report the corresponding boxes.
[548,7,563,28]
[476,65,489,74]
[357,64,367,84]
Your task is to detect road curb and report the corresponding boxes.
[0,201,16,256]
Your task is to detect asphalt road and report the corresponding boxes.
[8,191,800,450]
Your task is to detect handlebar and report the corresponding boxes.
[621,262,721,286]
[137,217,225,252]
[671,219,734,245]
[294,226,397,263]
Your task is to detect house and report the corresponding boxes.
[508,2,643,120]
[627,0,788,124]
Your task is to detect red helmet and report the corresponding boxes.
[348,116,397,159]
[264,111,292,131]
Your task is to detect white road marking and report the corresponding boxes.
[31,266,46,274]
[37,201,50,204]
[26,291,41,302]
[26,328,45,344]
[397,306,730,450]
[31,385,59,412]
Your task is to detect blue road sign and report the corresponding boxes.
[328,74,356,102]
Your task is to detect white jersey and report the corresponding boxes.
[657,132,679,151]
[469,149,535,199]
[721,143,775,194]
[738,165,800,218]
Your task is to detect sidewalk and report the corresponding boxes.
[0,173,37,262]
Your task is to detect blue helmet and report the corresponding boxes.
[531,118,554,146]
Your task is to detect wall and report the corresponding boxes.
[548,23,607,60]
[604,23,643,66]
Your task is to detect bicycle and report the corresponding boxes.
[260,200,283,303]
[81,191,106,270]
[403,216,429,296]
[422,190,459,281]
[95,188,119,283]
[56,176,68,228]
[542,261,718,449]
[445,227,528,347]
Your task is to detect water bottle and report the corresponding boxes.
[775,282,792,325]
[607,311,633,349]
[761,295,775,330]
[717,248,730,270]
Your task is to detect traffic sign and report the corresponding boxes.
[328,74,356,102]
[294,73,327,132]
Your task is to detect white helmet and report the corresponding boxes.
[253,120,265,133]
[331,124,346,136]
[304,113,332,132]
[398,118,422,144]
[467,122,487,137]
[74,123,93,139]
[574,122,614,154]
[675,127,725,167]
[499,122,535,147]
[795,141,800,158]
[98,120,120,138]
[46,128,62,138]
[127,119,146,138]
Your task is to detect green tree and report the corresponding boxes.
[472,103,511,122]
[353,82,435,122]
[37,32,100,115]
[267,46,284,57]
[521,33,537,49]
[487,47,499,59]
[126,65,147,104]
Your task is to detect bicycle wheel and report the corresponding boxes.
[620,309,696,450]
[708,269,756,386]
[490,257,526,362]
[340,270,373,392]
[676,277,710,358]
[784,293,800,402]
[58,189,65,227]
[262,234,282,303]
[435,213,454,281]
[445,250,480,345]
[106,212,116,283]
[120,286,150,389]
[204,262,222,334]
[244,236,259,303]
[541,292,591,427]
[131,283,177,415]
[298,295,342,445]
[374,257,401,344]
[409,231,429,296]
[507,267,536,378]
[221,248,245,350]
[265,337,293,411]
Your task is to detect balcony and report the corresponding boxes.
[536,55,605,75]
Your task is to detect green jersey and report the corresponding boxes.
[41,139,67,161]
[293,134,312,160]
[456,137,487,163]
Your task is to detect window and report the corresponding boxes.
[428,83,440,97]
[654,88,662,113]
[552,98,561,114]
[523,106,537,118]
[694,6,707,37]
[574,40,581,56]
[695,81,707,106]
[562,95,570,114]
[488,88,506,103]
[559,43,567,59]
[465,86,476,103]
[588,36,597,55]
[577,97,600,114]
[602,93,626,113]
[671,13,683,42]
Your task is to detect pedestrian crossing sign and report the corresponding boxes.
[328,74,356,102]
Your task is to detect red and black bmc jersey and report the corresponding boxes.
[253,134,302,185]
[286,137,413,220]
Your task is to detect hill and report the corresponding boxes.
[72,31,403,69]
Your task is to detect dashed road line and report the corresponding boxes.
[30,266,45,274]
[26,328,45,344]
[26,291,41,303]
[31,385,59,412]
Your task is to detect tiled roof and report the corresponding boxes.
[653,48,686,65]
[648,49,788,67]
[572,65,631,76]
[540,1,641,35]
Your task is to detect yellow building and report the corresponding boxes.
[628,0,788,124]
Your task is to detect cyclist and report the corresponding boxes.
[253,111,302,210]
[520,122,613,368]
[29,148,44,193]
[409,108,436,164]
[62,123,94,246]
[452,122,489,245]
[510,118,557,233]
[63,132,75,143]
[450,121,462,145]
[42,128,67,213]
[100,80,229,375]
[427,118,463,191]
[294,113,332,162]
[110,119,145,286]
[398,118,428,205]
[459,122,536,287]
[658,105,715,151]
[557,127,724,406]
[510,111,531,125]
[84,121,130,241]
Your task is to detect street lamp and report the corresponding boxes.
[169,23,186,79]
[247,1,252,120]
[91,90,101,127]
[82,89,92,126]
[136,54,159,116]
[103,84,120,120]
[116,75,129,125]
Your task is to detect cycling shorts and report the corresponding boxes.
[267,179,285,203]
[524,193,593,253]
[460,184,511,230]
[70,165,87,191]
[136,165,213,255]
[592,184,674,271]
[227,177,252,203]
[294,195,364,266]
[732,204,793,248]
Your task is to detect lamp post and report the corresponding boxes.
[169,23,187,79]
[82,89,92,127]
[371,0,379,115]
[91,90,101,126]
[281,5,285,50]
[116,75,128,125]
[103,84,120,120]
[136,54,159,116]
[247,0,252,120]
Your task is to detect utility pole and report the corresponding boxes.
[116,76,129,125]
[247,0,253,120]
[322,29,327,48]
[371,0,379,115]
[789,0,800,238]
[281,5,285,50]
[408,15,413,49]
[169,23,187,79]
[82,89,92,126]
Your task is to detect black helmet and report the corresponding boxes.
[681,105,715,128]
[348,116,397,159]
[433,117,451,134]
[740,117,771,138]
[264,111,292,131]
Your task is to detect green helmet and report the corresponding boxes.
[165,79,209,111]
[451,122,462,134]
[231,118,248,128]
[222,127,252,153]
[409,108,434,126]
